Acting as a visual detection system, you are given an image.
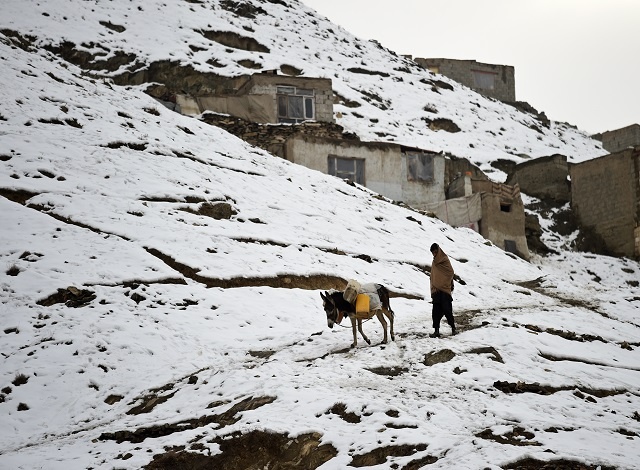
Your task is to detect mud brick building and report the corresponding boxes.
[593,124,640,154]
[414,58,516,103]
[506,154,571,203]
[570,147,640,258]
[176,71,334,124]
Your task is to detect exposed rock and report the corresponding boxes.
[423,349,455,366]
[425,118,461,133]
[195,202,237,220]
[503,457,616,470]
[220,0,267,19]
[197,30,269,53]
[324,402,360,423]
[200,112,356,157]
[348,443,430,467]
[366,366,408,377]
[467,346,504,363]
[280,64,302,76]
[144,430,337,470]
[37,286,96,308]
[476,426,540,446]
[105,395,124,405]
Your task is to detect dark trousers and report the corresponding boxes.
[432,290,454,330]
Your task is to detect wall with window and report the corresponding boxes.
[414,58,516,103]
[478,192,529,260]
[285,136,446,207]
[444,174,529,259]
[190,73,335,124]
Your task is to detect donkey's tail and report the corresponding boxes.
[376,285,394,318]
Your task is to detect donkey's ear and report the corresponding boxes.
[320,292,327,301]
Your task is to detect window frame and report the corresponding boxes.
[500,202,512,213]
[276,86,315,124]
[328,155,366,185]
[406,152,435,183]
[471,69,497,90]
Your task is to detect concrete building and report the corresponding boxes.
[285,135,446,208]
[176,71,334,124]
[413,58,516,103]
[429,174,529,259]
[569,147,640,259]
[593,124,640,154]
[506,154,571,203]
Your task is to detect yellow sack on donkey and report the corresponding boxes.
[355,294,370,314]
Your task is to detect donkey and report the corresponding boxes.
[320,284,395,348]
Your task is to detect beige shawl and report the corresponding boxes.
[430,249,454,295]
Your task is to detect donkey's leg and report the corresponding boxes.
[384,308,395,341]
[350,317,358,348]
[357,319,371,345]
[375,310,388,344]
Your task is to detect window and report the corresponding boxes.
[406,152,434,182]
[472,70,497,90]
[328,156,365,185]
[504,239,517,254]
[500,202,512,212]
[277,86,315,123]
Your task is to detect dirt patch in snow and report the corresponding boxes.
[100,396,275,443]
[348,443,434,468]
[502,457,616,470]
[145,430,336,470]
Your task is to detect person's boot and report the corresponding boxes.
[429,329,440,338]
[451,325,457,336]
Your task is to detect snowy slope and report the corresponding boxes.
[1,4,639,470]
[0,0,605,181]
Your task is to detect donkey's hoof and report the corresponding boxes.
[350,343,356,348]
[365,338,371,345]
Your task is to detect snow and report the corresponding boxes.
[0,1,639,469]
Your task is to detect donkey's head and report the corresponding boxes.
[320,291,341,328]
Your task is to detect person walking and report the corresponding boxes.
[429,243,456,338]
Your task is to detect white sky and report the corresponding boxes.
[301,0,639,135]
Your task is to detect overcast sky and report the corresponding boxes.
[301,0,639,135]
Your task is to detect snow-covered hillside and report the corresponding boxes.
[0,0,606,180]
[1,2,639,469]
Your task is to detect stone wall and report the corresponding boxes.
[506,154,570,202]
[201,113,353,158]
[569,147,640,258]
[593,124,640,154]
[414,58,516,102]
